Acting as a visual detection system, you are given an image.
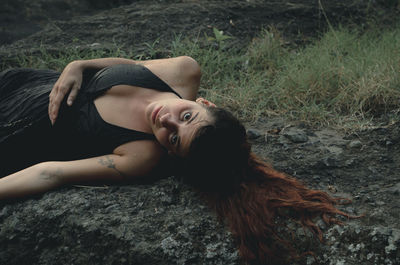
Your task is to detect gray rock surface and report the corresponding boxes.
[1,178,239,265]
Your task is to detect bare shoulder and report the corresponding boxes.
[140,56,200,75]
[113,140,166,176]
[140,56,201,100]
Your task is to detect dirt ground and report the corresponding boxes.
[0,0,399,264]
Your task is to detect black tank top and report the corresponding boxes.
[0,64,181,176]
[56,64,182,158]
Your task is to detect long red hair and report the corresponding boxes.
[205,153,352,264]
[179,107,354,264]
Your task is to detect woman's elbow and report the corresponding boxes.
[179,56,202,81]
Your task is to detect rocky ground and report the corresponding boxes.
[1,0,399,264]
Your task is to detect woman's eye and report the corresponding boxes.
[171,134,178,145]
[183,112,191,121]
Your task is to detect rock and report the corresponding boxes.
[387,182,400,195]
[0,177,240,265]
[282,128,309,143]
[345,158,355,166]
[316,156,339,168]
[246,128,262,140]
[321,224,400,265]
[348,140,362,149]
[386,140,394,146]
[326,145,344,155]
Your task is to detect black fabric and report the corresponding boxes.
[0,64,180,176]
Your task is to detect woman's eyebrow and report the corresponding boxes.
[176,112,199,154]
[187,112,199,125]
[176,137,181,152]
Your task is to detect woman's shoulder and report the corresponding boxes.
[115,138,164,158]
[113,139,166,174]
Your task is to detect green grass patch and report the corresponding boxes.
[269,27,400,129]
[189,26,400,130]
[9,24,400,130]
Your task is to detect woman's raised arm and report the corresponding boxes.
[49,56,201,124]
[48,57,138,124]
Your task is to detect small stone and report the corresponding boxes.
[364,196,374,203]
[345,206,356,214]
[316,219,327,230]
[322,156,338,167]
[264,134,273,143]
[335,259,346,265]
[283,129,308,143]
[306,256,315,265]
[348,140,362,149]
[313,175,321,181]
[345,158,355,166]
[388,182,400,195]
[246,128,262,139]
[376,201,385,206]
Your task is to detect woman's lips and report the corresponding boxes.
[152,106,162,124]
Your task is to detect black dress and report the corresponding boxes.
[0,64,181,176]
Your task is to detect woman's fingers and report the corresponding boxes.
[48,61,84,125]
[67,82,81,106]
[49,82,72,124]
[49,84,62,124]
[48,83,58,124]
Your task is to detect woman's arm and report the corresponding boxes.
[140,56,201,100]
[49,56,201,124]
[49,58,139,124]
[0,141,162,201]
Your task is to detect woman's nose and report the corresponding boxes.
[159,113,178,130]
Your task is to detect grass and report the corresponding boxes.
[270,27,400,129]
[8,24,400,130]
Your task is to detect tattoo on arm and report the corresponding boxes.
[98,155,127,178]
[39,168,63,181]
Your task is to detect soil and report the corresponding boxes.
[0,1,399,265]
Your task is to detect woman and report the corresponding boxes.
[0,56,210,195]
[0,56,352,264]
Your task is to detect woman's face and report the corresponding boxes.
[146,98,212,157]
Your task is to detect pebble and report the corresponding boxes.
[345,158,355,166]
[376,201,385,206]
[246,128,262,140]
[348,140,362,149]
[364,196,375,203]
[386,140,393,146]
[388,182,400,195]
[282,129,308,143]
[313,175,321,181]
[321,156,338,167]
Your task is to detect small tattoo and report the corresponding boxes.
[98,156,116,169]
[39,168,63,181]
[98,156,127,178]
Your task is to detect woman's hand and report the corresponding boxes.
[48,60,83,125]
